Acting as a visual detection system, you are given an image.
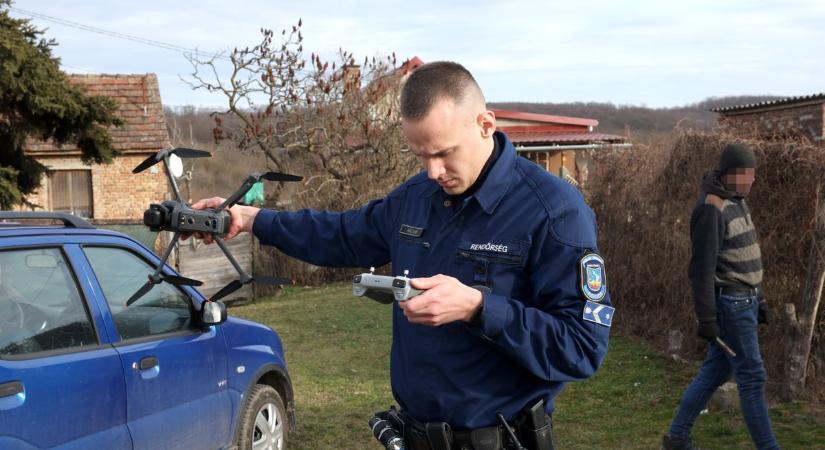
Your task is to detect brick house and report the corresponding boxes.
[712,93,825,144]
[24,73,170,225]
[22,73,256,301]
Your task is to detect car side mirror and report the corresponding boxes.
[201,301,227,325]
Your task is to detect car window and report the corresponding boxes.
[83,246,196,341]
[0,248,98,357]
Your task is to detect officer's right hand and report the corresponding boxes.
[697,320,719,342]
[183,197,260,243]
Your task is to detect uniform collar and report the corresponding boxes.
[473,131,515,214]
[419,131,515,214]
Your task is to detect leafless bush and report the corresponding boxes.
[183,21,418,286]
[588,129,825,397]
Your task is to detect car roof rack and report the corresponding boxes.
[0,212,95,229]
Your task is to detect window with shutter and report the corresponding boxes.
[48,170,93,218]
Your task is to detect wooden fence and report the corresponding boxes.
[175,233,255,303]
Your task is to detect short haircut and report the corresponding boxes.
[400,61,485,120]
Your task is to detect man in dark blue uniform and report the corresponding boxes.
[193,61,612,450]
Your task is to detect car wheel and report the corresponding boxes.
[236,384,288,450]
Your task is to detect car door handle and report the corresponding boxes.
[0,381,24,398]
[138,356,159,371]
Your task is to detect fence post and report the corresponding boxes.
[782,174,825,400]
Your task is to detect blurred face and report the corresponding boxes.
[721,167,756,195]
[402,97,496,195]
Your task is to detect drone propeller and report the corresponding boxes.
[209,276,292,302]
[124,232,204,306]
[132,153,163,174]
[219,171,303,210]
[171,148,212,159]
[126,278,157,306]
[209,280,243,302]
[132,147,212,174]
[126,274,203,306]
[164,275,204,286]
[260,172,304,182]
[206,237,293,302]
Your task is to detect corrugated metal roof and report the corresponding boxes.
[711,93,825,113]
[503,129,626,146]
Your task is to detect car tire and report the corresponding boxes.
[235,384,288,450]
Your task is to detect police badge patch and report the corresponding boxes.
[579,252,607,302]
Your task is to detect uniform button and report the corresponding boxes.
[443,200,452,208]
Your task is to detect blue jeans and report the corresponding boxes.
[668,292,780,450]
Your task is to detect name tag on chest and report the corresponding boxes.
[399,224,424,238]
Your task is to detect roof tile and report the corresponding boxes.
[25,73,171,155]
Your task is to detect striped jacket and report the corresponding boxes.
[688,186,763,322]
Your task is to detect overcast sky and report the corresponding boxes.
[9,0,825,108]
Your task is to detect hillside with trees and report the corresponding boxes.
[490,96,783,136]
[165,95,784,154]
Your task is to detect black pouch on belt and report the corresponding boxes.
[514,399,555,450]
[426,421,453,450]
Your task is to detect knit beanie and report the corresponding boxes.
[719,143,756,174]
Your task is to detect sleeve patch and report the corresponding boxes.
[583,301,614,327]
[579,252,607,302]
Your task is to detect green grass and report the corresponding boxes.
[232,284,825,450]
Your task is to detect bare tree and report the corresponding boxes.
[184,20,417,210]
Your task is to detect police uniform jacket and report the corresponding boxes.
[252,131,612,428]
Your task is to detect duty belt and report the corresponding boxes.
[403,414,554,450]
[403,419,516,450]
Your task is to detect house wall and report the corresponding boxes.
[719,102,825,143]
[26,154,168,222]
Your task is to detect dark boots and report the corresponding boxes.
[661,435,706,450]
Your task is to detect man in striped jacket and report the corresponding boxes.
[662,144,781,450]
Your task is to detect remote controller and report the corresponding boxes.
[352,268,423,303]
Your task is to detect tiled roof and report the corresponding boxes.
[26,73,171,155]
[711,93,825,113]
[502,127,627,146]
[398,56,424,75]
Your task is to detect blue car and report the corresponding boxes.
[0,212,294,450]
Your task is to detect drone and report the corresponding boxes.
[126,147,302,306]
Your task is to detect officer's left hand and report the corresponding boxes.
[399,275,483,326]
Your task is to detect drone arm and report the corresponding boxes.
[163,155,183,202]
[152,232,181,277]
[214,237,252,283]
[218,176,257,210]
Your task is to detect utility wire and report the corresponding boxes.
[8,6,231,62]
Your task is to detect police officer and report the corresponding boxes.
[661,144,780,450]
[192,61,612,450]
